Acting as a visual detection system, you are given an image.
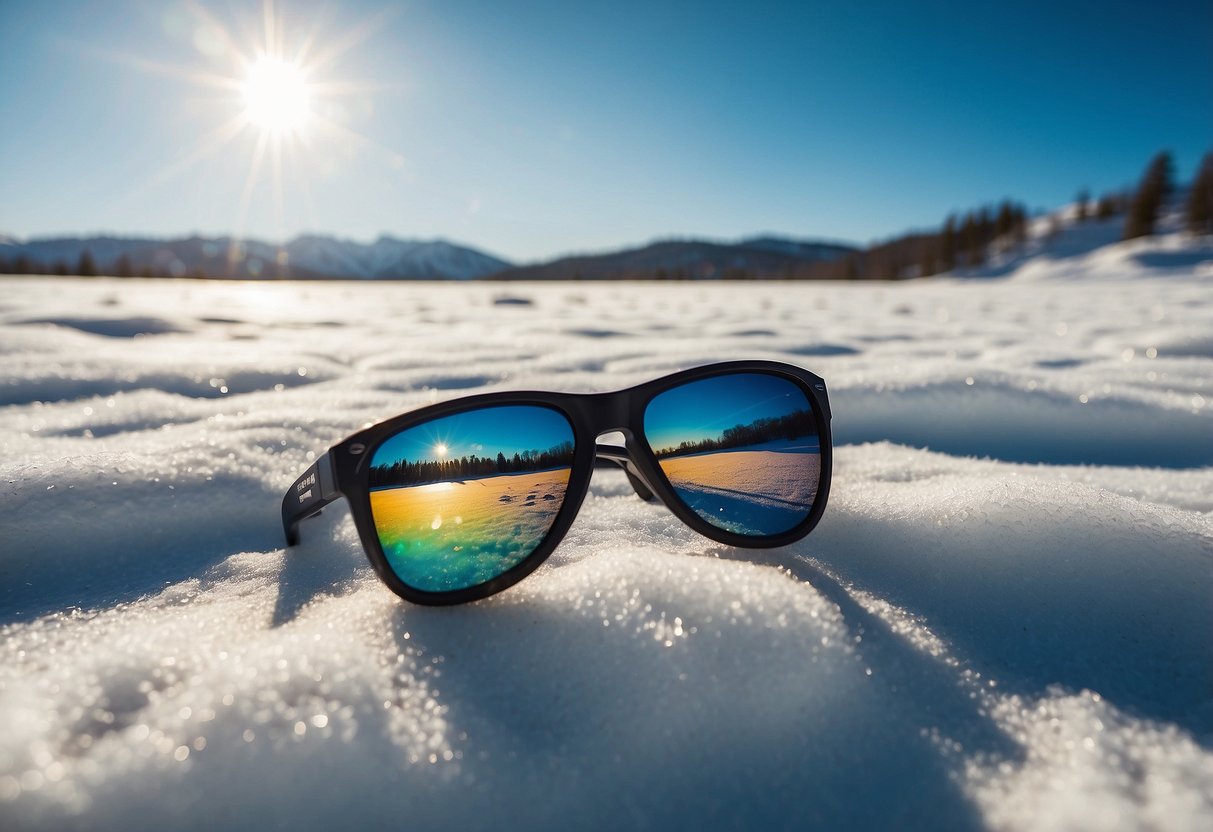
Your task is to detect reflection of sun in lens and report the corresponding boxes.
[434,443,448,457]
[241,55,311,134]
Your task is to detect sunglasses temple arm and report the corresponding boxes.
[281,452,341,546]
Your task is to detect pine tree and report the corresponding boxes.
[995,202,1011,239]
[960,213,980,266]
[977,206,992,255]
[114,254,133,277]
[77,250,97,276]
[914,238,929,277]
[1124,151,1175,239]
[940,215,957,270]
[1075,188,1090,222]
[1152,152,1175,205]
[1186,152,1213,235]
[1013,204,1028,242]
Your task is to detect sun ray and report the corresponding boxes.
[284,140,321,233]
[291,9,335,69]
[310,112,406,169]
[234,129,271,242]
[182,0,249,67]
[262,0,279,58]
[116,114,250,207]
[296,8,396,76]
[307,79,410,98]
[271,133,287,246]
[79,46,244,92]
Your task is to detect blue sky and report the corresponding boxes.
[1,0,1209,262]
[645,373,812,451]
[372,406,574,467]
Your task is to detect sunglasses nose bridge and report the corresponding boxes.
[595,441,661,504]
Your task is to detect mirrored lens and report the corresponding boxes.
[644,372,820,537]
[368,405,575,593]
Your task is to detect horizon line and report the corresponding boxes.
[1,226,870,266]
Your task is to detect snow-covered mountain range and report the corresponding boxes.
[0,234,513,280]
[283,235,512,280]
[0,232,857,280]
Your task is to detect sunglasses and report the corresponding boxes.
[283,360,832,605]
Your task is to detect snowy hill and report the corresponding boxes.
[951,201,1213,282]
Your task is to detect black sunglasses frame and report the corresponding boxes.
[283,360,832,606]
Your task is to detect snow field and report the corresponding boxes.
[0,226,1211,830]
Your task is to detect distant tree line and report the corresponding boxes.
[369,440,575,489]
[654,409,815,459]
[0,250,295,279]
[812,201,1032,280]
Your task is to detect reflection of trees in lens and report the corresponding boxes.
[370,440,574,488]
[654,409,815,459]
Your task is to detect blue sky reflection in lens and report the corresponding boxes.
[644,373,820,536]
[368,405,574,592]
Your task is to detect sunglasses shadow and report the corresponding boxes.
[271,506,368,627]
[705,540,1024,753]
[382,540,1015,829]
[792,497,1213,745]
[0,474,286,624]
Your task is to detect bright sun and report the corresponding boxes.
[125,2,394,245]
[434,443,449,457]
[241,55,311,134]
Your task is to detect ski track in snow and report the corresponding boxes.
[1,228,1212,830]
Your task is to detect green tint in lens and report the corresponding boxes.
[368,405,575,592]
[644,372,820,537]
